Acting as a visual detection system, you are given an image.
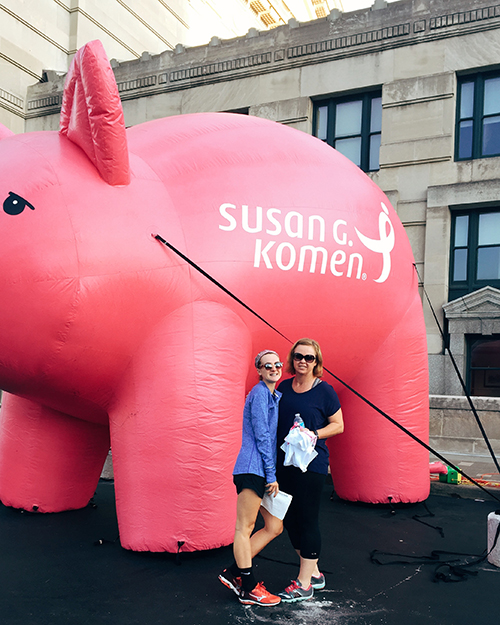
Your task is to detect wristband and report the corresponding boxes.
[313,429,318,438]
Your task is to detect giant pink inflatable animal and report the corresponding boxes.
[0,41,429,552]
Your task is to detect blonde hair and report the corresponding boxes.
[286,338,324,378]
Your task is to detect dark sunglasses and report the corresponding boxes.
[293,352,316,363]
[259,361,283,370]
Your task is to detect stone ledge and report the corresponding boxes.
[430,394,500,410]
[430,435,500,455]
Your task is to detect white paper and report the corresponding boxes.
[261,489,293,520]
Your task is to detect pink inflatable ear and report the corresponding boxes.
[60,40,130,186]
[0,124,14,140]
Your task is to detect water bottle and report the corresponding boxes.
[294,413,304,428]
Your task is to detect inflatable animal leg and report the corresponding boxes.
[109,300,252,552]
[0,393,110,511]
[329,291,430,504]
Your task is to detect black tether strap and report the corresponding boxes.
[154,234,289,341]
[371,515,500,582]
[413,264,500,476]
[153,233,500,504]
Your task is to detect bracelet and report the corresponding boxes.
[313,429,318,438]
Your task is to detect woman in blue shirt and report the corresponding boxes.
[219,350,284,606]
[277,338,344,603]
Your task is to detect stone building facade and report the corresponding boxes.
[0,0,265,133]
[19,0,500,459]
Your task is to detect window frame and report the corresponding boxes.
[455,69,500,161]
[312,89,382,173]
[466,334,500,397]
[449,206,500,301]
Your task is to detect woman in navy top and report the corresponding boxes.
[276,338,343,603]
[219,350,284,606]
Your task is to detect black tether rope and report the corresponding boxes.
[153,233,500,504]
[154,234,289,342]
[413,263,500,476]
[371,513,500,582]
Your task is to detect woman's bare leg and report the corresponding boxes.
[233,488,262,568]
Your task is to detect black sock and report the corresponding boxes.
[229,561,239,578]
[239,567,257,592]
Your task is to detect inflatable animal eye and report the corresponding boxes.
[3,192,35,216]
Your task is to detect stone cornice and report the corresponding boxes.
[26,0,500,117]
[444,286,500,319]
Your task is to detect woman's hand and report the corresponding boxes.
[265,481,279,497]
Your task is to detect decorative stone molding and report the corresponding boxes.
[0,88,23,110]
[25,0,500,115]
[428,180,500,209]
[444,287,500,321]
[287,22,411,60]
[27,95,61,111]
[430,5,500,30]
[441,288,500,395]
[116,75,157,92]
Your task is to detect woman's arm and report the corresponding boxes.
[315,408,344,440]
[248,387,278,484]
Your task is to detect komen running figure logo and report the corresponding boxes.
[355,202,395,283]
[219,200,396,284]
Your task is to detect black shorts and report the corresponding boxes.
[233,473,266,499]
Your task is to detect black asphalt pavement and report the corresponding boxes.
[1,472,499,625]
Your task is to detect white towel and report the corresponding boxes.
[281,425,318,472]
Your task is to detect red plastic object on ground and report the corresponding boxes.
[429,462,448,475]
[0,40,429,552]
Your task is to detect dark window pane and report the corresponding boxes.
[477,246,500,280]
[458,120,473,158]
[471,368,500,396]
[335,100,362,137]
[453,248,468,281]
[455,215,469,246]
[460,81,474,118]
[482,115,500,155]
[370,97,382,133]
[484,77,500,115]
[470,337,500,397]
[471,338,500,367]
[369,133,381,170]
[335,137,361,167]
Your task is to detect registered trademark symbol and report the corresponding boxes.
[362,273,367,280]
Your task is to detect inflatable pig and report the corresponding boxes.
[0,41,429,552]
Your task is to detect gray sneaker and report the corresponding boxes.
[278,579,314,602]
[311,573,325,589]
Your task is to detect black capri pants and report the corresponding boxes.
[276,464,325,560]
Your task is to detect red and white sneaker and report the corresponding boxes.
[218,569,242,595]
[239,582,281,606]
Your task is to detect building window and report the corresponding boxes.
[467,335,500,397]
[313,91,382,172]
[456,71,500,160]
[449,208,500,300]
[225,107,249,114]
